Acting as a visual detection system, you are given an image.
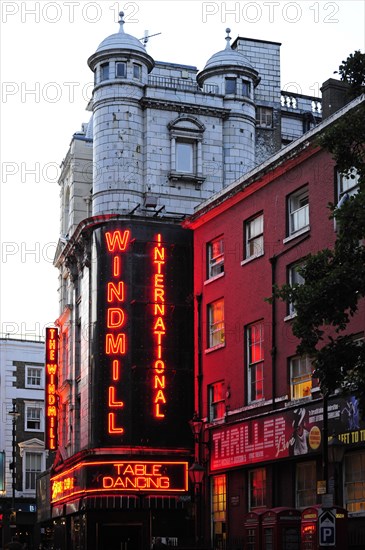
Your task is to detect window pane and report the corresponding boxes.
[247,322,264,402]
[296,461,316,507]
[249,468,266,509]
[246,214,264,259]
[27,367,42,387]
[291,356,312,399]
[289,189,309,234]
[210,381,225,420]
[209,300,225,347]
[208,237,224,278]
[116,62,126,77]
[225,78,236,94]
[345,452,365,513]
[26,452,42,490]
[100,63,109,81]
[176,142,193,173]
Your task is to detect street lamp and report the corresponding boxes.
[8,402,20,526]
[189,462,205,546]
[189,412,203,444]
[328,433,346,506]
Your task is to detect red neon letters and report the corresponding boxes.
[45,327,59,450]
[105,229,130,434]
[152,234,167,418]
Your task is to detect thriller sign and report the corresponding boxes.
[51,460,188,503]
[45,327,59,450]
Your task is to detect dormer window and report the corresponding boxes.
[116,62,127,78]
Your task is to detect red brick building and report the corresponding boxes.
[185,95,365,549]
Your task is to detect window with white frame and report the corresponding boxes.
[288,262,305,316]
[337,167,360,200]
[247,321,264,403]
[25,403,43,431]
[25,365,43,388]
[207,236,224,279]
[296,461,316,507]
[25,451,43,491]
[245,213,264,260]
[249,467,266,509]
[256,107,273,128]
[209,381,225,421]
[290,355,313,399]
[208,299,225,348]
[288,186,309,236]
[168,116,205,184]
[344,451,365,513]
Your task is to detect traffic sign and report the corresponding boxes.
[319,509,336,546]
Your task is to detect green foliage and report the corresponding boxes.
[272,53,365,406]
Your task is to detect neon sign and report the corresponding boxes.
[45,327,59,450]
[51,460,188,503]
[105,229,131,435]
[152,233,167,418]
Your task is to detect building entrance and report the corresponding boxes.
[99,524,142,550]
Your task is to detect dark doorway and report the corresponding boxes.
[99,524,142,550]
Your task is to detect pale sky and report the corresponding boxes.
[1,0,364,339]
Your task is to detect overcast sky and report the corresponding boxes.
[1,0,364,339]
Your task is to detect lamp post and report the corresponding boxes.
[8,402,20,528]
[328,433,346,506]
[189,462,205,546]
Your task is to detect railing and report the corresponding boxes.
[0,332,44,342]
[148,75,218,95]
[281,92,322,113]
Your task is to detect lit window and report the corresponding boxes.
[290,355,313,399]
[207,236,224,279]
[116,62,126,78]
[176,141,194,173]
[288,262,305,316]
[249,468,266,510]
[247,321,264,403]
[26,365,43,388]
[256,107,273,128]
[345,451,365,513]
[225,77,236,94]
[296,461,316,507]
[25,405,43,431]
[209,381,225,420]
[133,63,142,79]
[245,213,264,260]
[337,167,359,200]
[288,187,309,236]
[25,452,43,491]
[242,80,251,97]
[100,62,109,81]
[211,475,226,548]
[208,299,225,348]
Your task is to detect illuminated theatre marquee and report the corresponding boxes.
[45,327,59,450]
[51,461,188,503]
[104,229,131,436]
[152,233,167,419]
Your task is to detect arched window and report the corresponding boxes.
[168,116,205,185]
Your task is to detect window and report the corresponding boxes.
[25,452,43,491]
[288,187,309,236]
[247,321,264,403]
[290,355,313,399]
[100,62,109,81]
[288,262,305,316]
[133,63,142,79]
[296,461,316,507]
[168,116,205,185]
[207,236,224,279]
[337,167,359,200]
[242,80,251,97]
[176,141,194,173]
[116,62,126,78]
[256,107,273,128]
[211,475,226,549]
[25,404,43,431]
[249,467,266,509]
[26,365,43,388]
[225,77,236,94]
[208,299,225,348]
[345,451,365,513]
[245,213,264,260]
[209,381,225,420]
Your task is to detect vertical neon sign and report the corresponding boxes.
[45,327,59,450]
[152,233,167,418]
[105,229,130,434]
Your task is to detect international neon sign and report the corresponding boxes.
[45,327,59,450]
[105,229,131,435]
[152,233,167,418]
[51,460,188,503]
